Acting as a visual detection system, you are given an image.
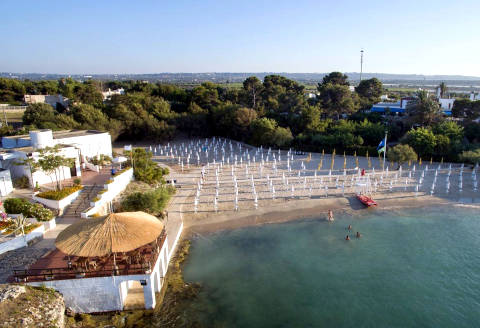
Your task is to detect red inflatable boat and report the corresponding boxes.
[356,194,377,207]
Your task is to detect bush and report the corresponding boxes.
[459,149,480,164]
[29,203,54,221]
[36,185,83,200]
[120,186,175,214]
[387,144,418,166]
[3,198,53,221]
[13,176,30,189]
[73,178,82,186]
[4,198,30,214]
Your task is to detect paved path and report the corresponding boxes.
[159,162,198,258]
[31,216,78,250]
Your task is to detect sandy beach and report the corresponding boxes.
[139,138,480,237]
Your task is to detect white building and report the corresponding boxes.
[470,91,480,101]
[23,94,69,109]
[101,88,125,101]
[0,129,112,187]
[438,98,455,112]
[0,169,13,196]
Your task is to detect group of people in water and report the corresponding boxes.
[346,224,361,240]
[327,210,361,240]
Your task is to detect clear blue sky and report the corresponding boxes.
[1,0,480,76]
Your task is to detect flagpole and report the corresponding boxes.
[383,131,387,171]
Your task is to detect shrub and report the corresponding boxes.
[3,198,53,221]
[36,185,83,200]
[120,186,175,214]
[459,149,480,164]
[13,176,30,189]
[4,198,30,214]
[73,178,82,186]
[29,204,54,221]
[387,144,418,166]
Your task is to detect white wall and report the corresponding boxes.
[55,133,112,159]
[439,98,455,110]
[33,190,82,210]
[0,169,13,196]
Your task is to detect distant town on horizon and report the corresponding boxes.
[2,72,480,84]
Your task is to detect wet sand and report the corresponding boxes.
[183,193,453,236]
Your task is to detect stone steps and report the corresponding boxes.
[61,185,105,218]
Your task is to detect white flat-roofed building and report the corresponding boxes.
[470,92,480,101]
[0,129,112,187]
[23,94,69,109]
[102,88,125,101]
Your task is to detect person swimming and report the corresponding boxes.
[347,224,352,230]
[356,231,361,238]
[345,235,350,241]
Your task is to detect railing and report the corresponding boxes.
[13,230,166,283]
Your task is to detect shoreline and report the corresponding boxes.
[183,193,457,236]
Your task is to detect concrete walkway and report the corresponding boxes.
[31,216,78,250]
[159,162,196,259]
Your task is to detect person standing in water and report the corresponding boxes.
[348,224,352,230]
[328,210,334,221]
[356,231,361,238]
[345,235,350,241]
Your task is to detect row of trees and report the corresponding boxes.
[1,73,480,163]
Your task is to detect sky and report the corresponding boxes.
[1,0,480,76]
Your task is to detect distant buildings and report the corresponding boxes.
[371,93,455,116]
[0,129,112,188]
[23,94,69,109]
[101,88,125,101]
[470,91,480,101]
[370,97,414,114]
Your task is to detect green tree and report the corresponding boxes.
[271,126,293,148]
[387,144,418,167]
[406,90,442,126]
[250,118,277,146]
[403,127,437,158]
[438,82,448,98]
[355,78,383,103]
[125,148,169,185]
[34,145,75,190]
[23,103,57,128]
[319,72,349,86]
[242,76,263,109]
[318,83,356,119]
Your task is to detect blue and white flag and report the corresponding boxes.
[377,139,386,154]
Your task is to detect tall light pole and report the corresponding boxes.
[360,49,364,82]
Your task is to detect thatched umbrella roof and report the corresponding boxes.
[55,212,164,257]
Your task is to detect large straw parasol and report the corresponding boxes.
[55,212,164,258]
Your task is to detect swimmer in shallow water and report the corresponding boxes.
[345,235,350,241]
[328,210,334,221]
[347,224,352,230]
[356,231,361,238]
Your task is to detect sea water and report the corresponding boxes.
[182,205,480,327]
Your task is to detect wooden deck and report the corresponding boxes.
[13,230,166,282]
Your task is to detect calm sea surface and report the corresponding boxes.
[182,205,480,328]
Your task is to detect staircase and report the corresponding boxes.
[62,185,104,218]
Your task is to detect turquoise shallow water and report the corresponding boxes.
[182,205,480,328]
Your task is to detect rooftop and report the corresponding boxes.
[3,130,108,141]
